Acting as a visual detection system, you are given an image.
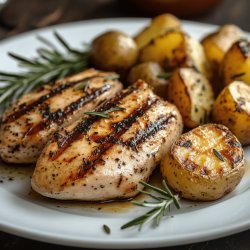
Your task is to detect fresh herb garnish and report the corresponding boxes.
[0,32,89,111]
[231,72,246,80]
[121,180,180,231]
[213,148,224,161]
[103,224,111,234]
[84,106,125,118]
[73,80,90,91]
[157,73,172,80]
[104,74,120,81]
[203,110,208,124]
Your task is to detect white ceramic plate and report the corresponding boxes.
[0,18,250,249]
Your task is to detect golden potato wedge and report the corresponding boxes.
[134,13,181,50]
[212,81,250,146]
[202,25,244,70]
[221,40,250,86]
[161,123,245,201]
[202,25,244,95]
[127,62,169,98]
[138,30,210,78]
[167,68,214,128]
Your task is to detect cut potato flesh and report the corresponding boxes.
[161,123,245,201]
[212,81,250,145]
[221,40,250,86]
[167,68,214,128]
[139,31,210,78]
[134,13,181,50]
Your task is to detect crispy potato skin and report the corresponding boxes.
[221,40,250,86]
[90,31,138,71]
[161,124,245,201]
[212,81,250,146]
[167,68,214,128]
[138,31,210,79]
[127,62,168,98]
[134,13,181,50]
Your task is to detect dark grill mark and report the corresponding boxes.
[51,86,136,161]
[25,85,111,136]
[4,74,101,123]
[126,114,175,151]
[63,97,158,184]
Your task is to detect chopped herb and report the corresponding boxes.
[157,73,172,80]
[103,224,111,234]
[231,72,246,80]
[104,74,120,81]
[121,180,180,231]
[73,80,90,91]
[84,106,125,118]
[203,110,208,124]
[213,148,224,161]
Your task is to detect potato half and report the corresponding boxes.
[167,68,214,128]
[221,40,250,86]
[202,25,244,95]
[212,81,250,146]
[127,62,169,98]
[161,124,245,201]
[138,30,210,78]
[202,25,243,70]
[134,13,181,50]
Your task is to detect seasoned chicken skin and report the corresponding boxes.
[32,80,183,201]
[0,69,122,163]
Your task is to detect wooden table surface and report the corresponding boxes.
[0,0,249,249]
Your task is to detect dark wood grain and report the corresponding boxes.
[0,0,249,249]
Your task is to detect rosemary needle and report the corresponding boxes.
[84,106,125,118]
[121,180,180,230]
[157,72,172,80]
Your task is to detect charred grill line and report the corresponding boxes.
[126,114,176,151]
[3,74,101,123]
[25,84,112,136]
[69,97,158,182]
[51,86,137,161]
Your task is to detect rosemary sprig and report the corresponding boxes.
[0,32,89,111]
[157,72,172,80]
[84,106,125,118]
[213,148,224,161]
[121,180,180,230]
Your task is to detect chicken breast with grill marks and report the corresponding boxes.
[0,69,122,163]
[32,80,183,201]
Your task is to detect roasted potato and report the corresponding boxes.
[138,30,210,78]
[167,68,214,128]
[212,81,250,146]
[90,31,138,71]
[221,40,250,86]
[161,123,245,201]
[134,13,181,50]
[127,62,169,98]
[202,25,244,71]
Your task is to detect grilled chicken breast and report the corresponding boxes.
[0,69,122,163]
[32,80,183,201]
